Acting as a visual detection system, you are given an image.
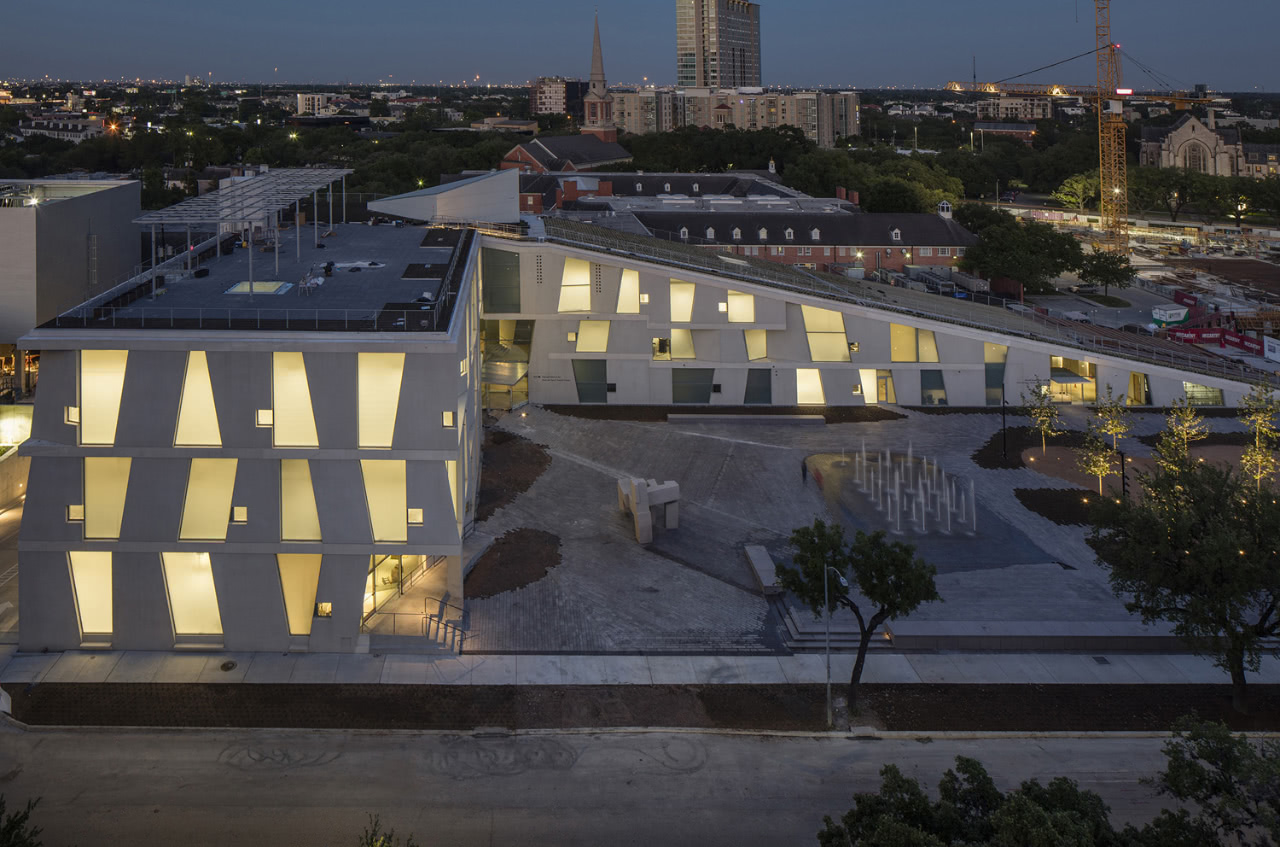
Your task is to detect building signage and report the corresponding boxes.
[1265,336,1280,364]
[1173,290,1199,308]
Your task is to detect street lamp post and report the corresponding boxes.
[824,565,850,729]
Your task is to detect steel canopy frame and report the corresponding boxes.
[132,168,353,228]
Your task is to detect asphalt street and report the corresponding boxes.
[0,498,20,641]
[0,726,1176,846]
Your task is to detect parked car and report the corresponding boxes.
[1120,324,1155,336]
[1068,284,1100,295]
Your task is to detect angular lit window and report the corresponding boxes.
[161,552,223,636]
[69,551,112,637]
[558,257,592,312]
[358,352,405,449]
[859,369,880,405]
[361,460,407,543]
[726,291,755,323]
[280,459,322,542]
[447,460,459,523]
[670,329,696,359]
[179,458,238,541]
[670,281,695,323]
[616,270,641,314]
[796,369,826,406]
[918,330,940,363]
[890,324,918,363]
[272,352,319,448]
[985,344,1008,406]
[745,329,768,362]
[802,305,851,363]
[277,554,322,637]
[84,457,131,540]
[80,350,128,446]
[174,351,221,447]
[575,320,610,353]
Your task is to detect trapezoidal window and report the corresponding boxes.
[272,352,319,448]
[361,459,407,543]
[796,369,826,406]
[174,351,221,447]
[358,352,405,449]
[280,459,322,541]
[670,281,695,323]
[745,329,768,362]
[179,458,238,541]
[726,291,755,323]
[802,305,851,362]
[616,269,641,314]
[277,554,322,636]
[83,457,131,540]
[79,350,128,446]
[670,329,696,360]
[575,320,611,353]
[68,551,112,638]
[558,257,592,312]
[890,324,918,363]
[161,552,223,636]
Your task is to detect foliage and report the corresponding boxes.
[1095,385,1133,450]
[1078,251,1135,298]
[1076,423,1117,495]
[623,125,812,175]
[951,203,1015,235]
[0,796,42,847]
[357,814,418,847]
[960,220,1083,293]
[1052,170,1101,211]
[1127,167,1199,222]
[1021,379,1063,455]
[1239,382,1280,491]
[1153,399,1209,475]
[1090,456,1280,713]
[776,520,939,707]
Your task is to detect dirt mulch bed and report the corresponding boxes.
[1136,430,1253,448]
[464,529,562,599]
[544,405,906,424]
[6,682,1279,732]
[972,426,1089,470]
[860,683,1280,732]
[905,407,1008,415]
[475,430,551,523]
[1014,487,1093,526]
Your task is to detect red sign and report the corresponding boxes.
[1225,332,1264,355]
[1173,291,1199,307]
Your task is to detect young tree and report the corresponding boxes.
[1153,398,1209,474]
[776,520,940,709]
[1076,423,1116,495]
[1090,460,1280,713]
[1051,170,1101,210]
[1095,384,1133,450]
[1239,382,1280,491]
[1079,250,1136,298]
[1022,378,1063,455]
[358,814,419,847]
[0,796,42,847]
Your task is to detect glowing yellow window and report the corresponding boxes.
[576,320,610,353]
[272,352,319,448]
[447,459,459,523]
[727,291,755,323]
[79,350,128,446]
[616,269,641,314]
[558,257,592,312]
[670,281,695,323]
[174,351,221,447]
[859,369,880,405]
[671,329,696,360]
[803,305,851,363]
[797,369,826,406]
[277,554,322,636]
[84,457,131,540]
[745,329,767,362]
[358,352,405,449]
[69,551,112,636]
[280,459,322,542]
[161,552,223,635]
[890,324,918,363]
[361,460,407,543]
[918,330,940,363]
[179,459,238,541]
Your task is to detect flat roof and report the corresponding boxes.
[134,167,353,226]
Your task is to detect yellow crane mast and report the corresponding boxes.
[1095,0,1129,254]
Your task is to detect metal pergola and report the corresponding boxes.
[133,167,354,286]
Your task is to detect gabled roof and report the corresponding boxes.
[1141,114,1240,145]
[528,134,632,167]
[630,210,978,248]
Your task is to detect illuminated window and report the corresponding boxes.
[277,554,322,636]
[558,257,592,312]
[67,504,85,522]
[69,551,112,637]
[231,506,248,524]
[179,459,238,541]
[567,332,578,343]
[407,508,424,525]
[803,305,852,363]
[985,344,1008,406]
[442,411,455,428]
[280,459,322,542]
[719,302,728,313]
[616,270,640,314]
[671,329,696,359]
[670,281,695,323]
[174,351,221,447]
[272,353,319,448]
[727,291,755,323]
[256,409,273,427]
[796,369,826,405]
[639,293,650,305]
[446,460,459,522]
[918,330,940,363]
[745,329,768,361]
[161,552,223,636]
[576,320,610,353]
[652,338,672,361]
[361,460,407,542]
[80,350,128,446]
[64,406,80,425]
[358,352,405,449]
[84,457,131,540]
[890,324,918,362]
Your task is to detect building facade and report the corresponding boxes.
[582,14,616,138]
[531,77,589,119]
[1140,114,1280,179]
[676,0,762,89]
[977,96,1053,122]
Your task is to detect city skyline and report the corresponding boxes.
[3,0,1278,91]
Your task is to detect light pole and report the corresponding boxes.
[824,565,849,729]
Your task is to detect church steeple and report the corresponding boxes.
[582,11,615,138]
[590,12,607,90]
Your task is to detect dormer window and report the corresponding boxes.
[891,228,902,242]
[692,183,700,193]
[758,227,768,240]
[938,200,952,214]
[636,182,643,192]
[706,227,716,240]
[732,228,742,241]
[679,227,689,240]
[810,228,821,241]
[784,228,795,241]
[664,183,672,193]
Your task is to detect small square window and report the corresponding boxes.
[231,506,248,524]
[607,383,617,393]
[712,384,722,394]
[407,508,424,525]
[315,601,333,618]
[67,504,85,521]
[567,332,578,342]
[256,409,274,427]
[64,406,81,425]
[852,385,864,395]
[639,293,650,304]
[718,302,728,313]
[849,342,860,353]
[442,411,455,428]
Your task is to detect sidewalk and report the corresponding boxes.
[3,645,1278,688]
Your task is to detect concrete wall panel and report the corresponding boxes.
[18,551,80,651]
[111,552,174,650]
[114,350,184,448]
[212,552,292,652]
[307,554,369,652]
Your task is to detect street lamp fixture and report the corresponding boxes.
[824,565,849,729]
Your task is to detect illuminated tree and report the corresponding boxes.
[1022,378,1062,455]
[1239,382,1280,492]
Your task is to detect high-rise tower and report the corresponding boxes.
[676,0,762,89]
[582,13,616,140]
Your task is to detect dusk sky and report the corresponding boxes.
[6,0,1278,91]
